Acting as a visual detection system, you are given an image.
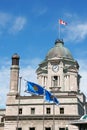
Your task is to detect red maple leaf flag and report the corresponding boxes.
[59,19,67,25]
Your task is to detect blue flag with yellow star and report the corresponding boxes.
[26,81,44,95]
[45,90,59,105]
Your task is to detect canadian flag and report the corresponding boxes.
[59,19,67,25]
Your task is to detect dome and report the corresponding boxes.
[45,39,74,60]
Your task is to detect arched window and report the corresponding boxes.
[52,76,60,87]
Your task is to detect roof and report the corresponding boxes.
[70,115,87,126]
[45,39,74,60]
[80,114,87,120]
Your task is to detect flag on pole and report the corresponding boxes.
[25,81,59,105]
[59,19,67,25]
[45,90,59,105]
[26,81,44,95]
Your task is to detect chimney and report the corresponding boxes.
[9,53,20,94]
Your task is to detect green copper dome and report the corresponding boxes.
[45,39,74,60]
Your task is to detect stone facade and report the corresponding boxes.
[0,39,86,130]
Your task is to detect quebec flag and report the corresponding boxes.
[45,90,59,105]
[26,81,44,95]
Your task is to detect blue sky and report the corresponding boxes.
[0,0,87,108]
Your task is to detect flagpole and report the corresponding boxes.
[59,20,60,39]
[43,88,45,130]
[53,88,55,130]
[53,104,55,130]
[16,76,22,130]
[59,19,67,39]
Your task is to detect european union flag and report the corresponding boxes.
[26,81,44,95]
[45,90,59,105]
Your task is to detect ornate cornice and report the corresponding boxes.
[5,115,80,121]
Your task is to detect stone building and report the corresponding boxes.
[0,39,86,130]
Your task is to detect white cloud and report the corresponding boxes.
[0,12,27,35]
[64,22,87,42]
[32,6,47,17]
[20,66,37,96]
[0,66,10,108]
[37,8,47,16]
[78,59,87,96]
[59,13,87,43]
[9,17,27,34]
[0,12,11,27]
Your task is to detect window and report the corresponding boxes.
[46,108,51,114]
[52,76,60,87]
[19,108,22,114]
[59,128,65,130]
[53,76,58,87]
[16,128,22,130]
[1,117,4,122]
[60,108,64,114]
[29,127,35,130]
[66,127,68,130]
[43,76,47,86]
[31,108,35,114]
[45,127,51,130]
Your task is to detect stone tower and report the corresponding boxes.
[36,39,80,93]
[4,54,20,130]
[9,53,20,94]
